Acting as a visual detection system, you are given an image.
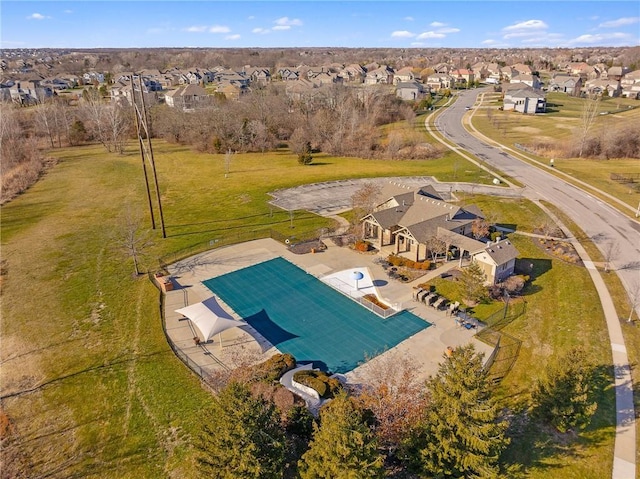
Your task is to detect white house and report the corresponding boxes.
[471,239,519,284]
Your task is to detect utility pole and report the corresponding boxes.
[132,74,166,238]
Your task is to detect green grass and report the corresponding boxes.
[495,235,615,479]
[0,141,617,478]
[0,140,494,478]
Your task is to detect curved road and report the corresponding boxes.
[435,88,638,478]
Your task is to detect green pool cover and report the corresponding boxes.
[203,257,431,373]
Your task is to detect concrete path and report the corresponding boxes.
[535,201,636,479]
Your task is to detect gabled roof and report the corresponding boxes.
[473,239,519,265]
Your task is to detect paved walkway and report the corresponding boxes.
[163,238,493,387]
[534,201,636,479]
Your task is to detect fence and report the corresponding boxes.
[611,172,640,184]
[473,300,526,384]
[322,276,400,319]
[158,225,330,269]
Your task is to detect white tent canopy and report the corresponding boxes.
[176,297,245,343]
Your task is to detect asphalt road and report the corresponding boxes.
[435,88,640,312]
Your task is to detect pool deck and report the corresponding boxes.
[163,238,494,384]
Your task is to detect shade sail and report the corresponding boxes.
[176,297,245,342]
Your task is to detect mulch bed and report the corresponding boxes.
[533,237,583,266]
[288,239,327,255]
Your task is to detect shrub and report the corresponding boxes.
[293,370,343,398]
[490,231,503,242]
[355,240,371,252]
[421,261,431,270]
[388,255,403,267]
[246,353,296,383]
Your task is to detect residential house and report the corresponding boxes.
[361,182,486,263]
[433,63,452,74]
[216,81,247,100]
[606,66,629,82]
[365,65,395,85]
[394,67,416,84]
[503,86,546,114]
[341,63,366,83]
[510,72,542,90]
[499,66,517,82]
[511,63,533,75]
[83,71,104,84]
[584,78,622,97]
[471,238,519,284]
[395,81,425,101]
[548,74,583,96]
[425,74,453,92]
[621,70,640,99]
[164,84,209,110]
[244,66,271,84]
[450,69,475,88]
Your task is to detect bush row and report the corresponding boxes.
[387,254,431,270]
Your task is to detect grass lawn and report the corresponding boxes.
[0,140,494,478]
[0,141,617,477]
[471,92,640,210]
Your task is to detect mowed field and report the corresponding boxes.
[0,140,624,478]
[0,141,491,477]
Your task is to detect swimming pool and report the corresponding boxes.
[203,257,431,373]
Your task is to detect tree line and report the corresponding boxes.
[198,344,599,479]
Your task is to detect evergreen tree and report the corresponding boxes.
[196,382,286,479]
[298,392,385,479]
[405,345,509,478]
[531,347,598,433]
[460,261,489,305]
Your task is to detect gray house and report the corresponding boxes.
[396,81,425,101]
[503,87,546,114]
[549,74,583,96]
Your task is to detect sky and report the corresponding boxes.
[1,1,639,50]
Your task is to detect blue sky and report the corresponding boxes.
[1,1,639,49]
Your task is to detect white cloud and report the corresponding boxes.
[247,15,255,20]
[63,9,73,14]
[430,21,446,27]
[410,42,425,47]
[504,31,539,40]
[416,31,445,40]
[391,30,415,38]
[568,32,632,45]
[252,27,270,34]
[503,19,548,32]
[27,13,48,20]
[185,25,208,33]
[404,16,414,22]
[209,25,230,33]
[482,39,496,45]
[225,34,241,40]
[599,17,639,28]
[437,27,460,34]
[272,25,291,31]
[274,17,302,27]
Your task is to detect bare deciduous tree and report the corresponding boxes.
[352,351,428,455]
[112,207,154,276]
[351,182,382,225]
[578,95,600,158]
[471,218,491,240]
[426,235,448,262]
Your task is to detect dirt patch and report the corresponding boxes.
[513,126,542,134]
[288,239,327,255]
